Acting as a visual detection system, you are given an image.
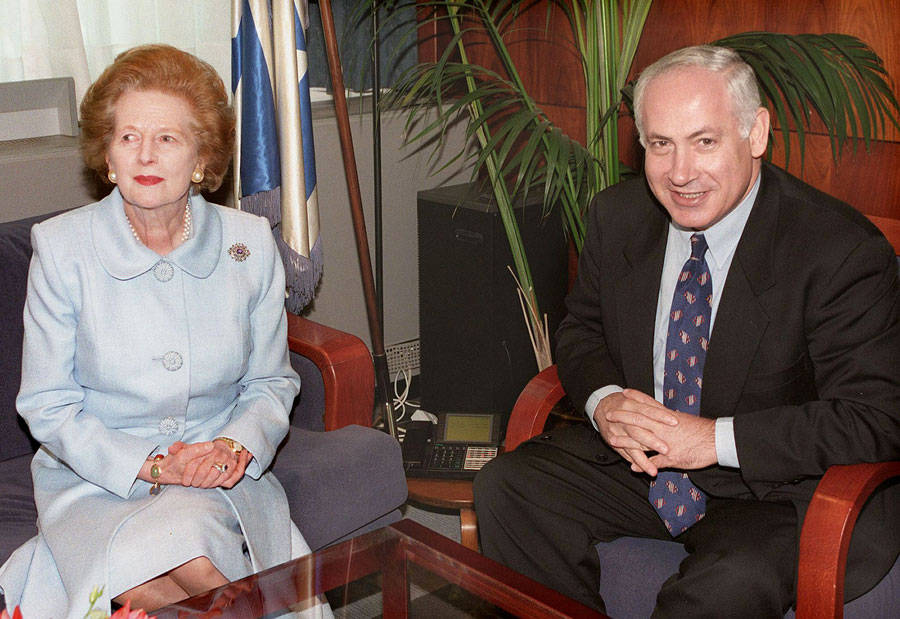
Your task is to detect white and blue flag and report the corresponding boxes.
[232,0,321,313]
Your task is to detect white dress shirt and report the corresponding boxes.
[585,174,761,468]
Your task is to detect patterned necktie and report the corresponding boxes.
[649,233,711,536]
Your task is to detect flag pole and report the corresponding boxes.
[319,0,397,439]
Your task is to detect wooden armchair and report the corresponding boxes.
[505,365,899,618]
[286,313,374,431]
[503,214,900,618]
[269,312,407,551]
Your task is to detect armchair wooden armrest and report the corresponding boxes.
[505,364,566,452]
[286,313,374,431]
[796,461,900,618]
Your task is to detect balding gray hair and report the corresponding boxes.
[632,45,761,146]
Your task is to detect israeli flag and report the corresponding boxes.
[232,0,322,313]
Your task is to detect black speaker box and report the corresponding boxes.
[417,183,569,426]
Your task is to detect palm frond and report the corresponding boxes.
[716,32,900,166]
[383,35,597,224]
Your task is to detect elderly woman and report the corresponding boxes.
[0,45,321,617]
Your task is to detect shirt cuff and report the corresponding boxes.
[585,385,624,432]
[715,417,740,468]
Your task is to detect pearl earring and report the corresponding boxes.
[108,170,117,183]
[192,169,204,184]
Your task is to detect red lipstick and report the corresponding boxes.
[134,176,163,186]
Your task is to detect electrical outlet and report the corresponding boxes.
[386,339,420,374]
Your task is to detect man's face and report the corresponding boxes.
[641,67,769,230]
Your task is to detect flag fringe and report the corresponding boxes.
[280,233,323,314]
[240,187,283,224]
[240,187,323,313]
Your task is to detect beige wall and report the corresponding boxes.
[303,105,472,348]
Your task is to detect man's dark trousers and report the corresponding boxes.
[475,423,799,618]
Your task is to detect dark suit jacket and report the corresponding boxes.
[555,161,900,598]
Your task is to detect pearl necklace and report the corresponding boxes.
[127,200,192,245]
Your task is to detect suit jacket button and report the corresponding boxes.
[161,351,183,371]
[596,454,608,462]
[540,434,552,441]
[159,416,179,435]
[153,260,174,282]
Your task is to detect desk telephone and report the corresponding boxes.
[401,412,501,479]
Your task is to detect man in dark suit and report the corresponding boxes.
[474,45,900,617]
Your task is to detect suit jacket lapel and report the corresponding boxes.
[702,163,779,419]
[617,199,669,396]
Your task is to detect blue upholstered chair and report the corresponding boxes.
[0,210,407,569]
[506,372,900,619]
[502,215,900,618]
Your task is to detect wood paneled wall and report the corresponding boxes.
[418,0,900,218]
[625,0,900,218]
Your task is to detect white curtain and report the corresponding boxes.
[0,0,230,108]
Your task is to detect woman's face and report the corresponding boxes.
[106,89,202,212]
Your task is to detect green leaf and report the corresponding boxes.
[717,32,900,168]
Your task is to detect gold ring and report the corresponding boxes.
[213,462,228,473]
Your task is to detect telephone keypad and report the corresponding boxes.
[432,444,466,469]
[431,444,498,471]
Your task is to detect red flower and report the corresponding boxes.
[109,601,156,619]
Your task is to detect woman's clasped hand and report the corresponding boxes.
[146,441,252,490]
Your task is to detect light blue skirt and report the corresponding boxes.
[107,484,252,598]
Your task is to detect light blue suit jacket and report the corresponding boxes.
[0,189,302,617]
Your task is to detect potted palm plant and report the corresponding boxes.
[365,0,900,373]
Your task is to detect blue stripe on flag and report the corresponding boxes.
[233,0,280,196]
[294,9,317,201]
[231,19,242,95]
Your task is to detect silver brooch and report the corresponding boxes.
[228,243,250,262]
